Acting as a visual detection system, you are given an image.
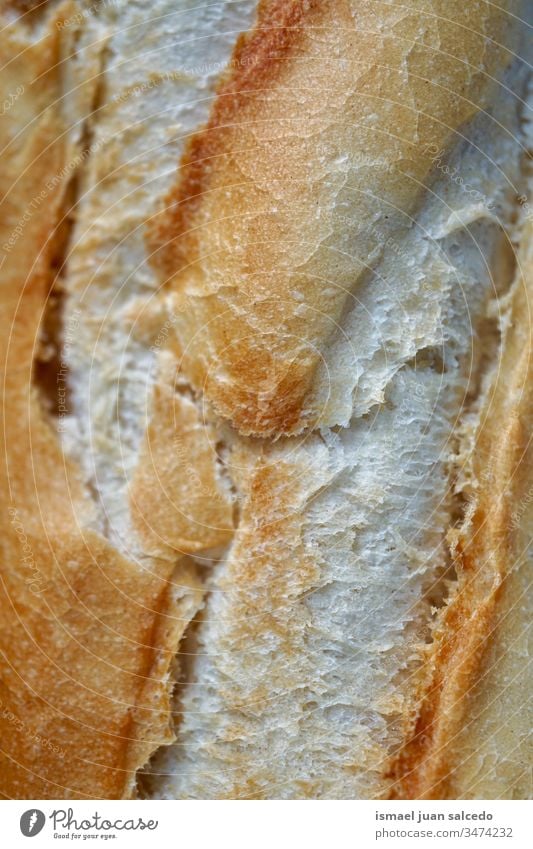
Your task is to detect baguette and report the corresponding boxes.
[0,0,531,800]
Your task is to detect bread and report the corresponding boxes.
[0,0,531,800]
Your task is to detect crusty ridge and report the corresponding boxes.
[388,218,533,800]
[0,0,247,799]
[0,0,531,801]
[146,0,532,799]
[0,2,184,797]
[148,0,523,436]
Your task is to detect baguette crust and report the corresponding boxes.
[148,0,532,799]
[0,0,205,798]
[129,353,235,558]
[0,0,531,801]
[388,220,533,800]
[149,0,521,436]
[0,2,175,798]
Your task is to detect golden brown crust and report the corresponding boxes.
[129,354,235,558]
[1,0,530,801]
[4,0,49,14]
[387,219,533,800]
[148,0,520,436]
[0,1,204,799]
[148,0,317,259]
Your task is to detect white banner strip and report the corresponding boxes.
[3,799,532,848]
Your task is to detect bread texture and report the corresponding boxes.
[148,0,526,437]
[0,0,531,800]
[0,0,248,798]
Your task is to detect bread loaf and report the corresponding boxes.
[0,0,531,799]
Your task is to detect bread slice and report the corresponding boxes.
[0,0,531,800]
